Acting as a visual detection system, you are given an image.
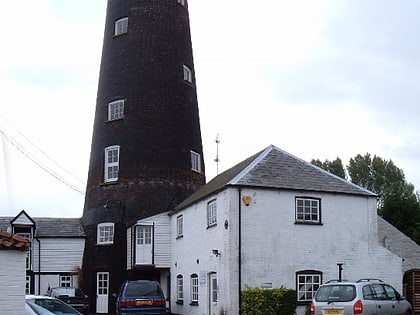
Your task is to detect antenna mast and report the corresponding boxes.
[214,134,220,175]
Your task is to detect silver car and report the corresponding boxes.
[311,279,412,315]
[25,295,82,315]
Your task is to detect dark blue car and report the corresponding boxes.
[115,280,167,315]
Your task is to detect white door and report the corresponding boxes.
[135,225,153,264]
[96,272,109,313]
[209,273,218,315]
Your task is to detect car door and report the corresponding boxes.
[383,284,407,315]
[371,283,394,315]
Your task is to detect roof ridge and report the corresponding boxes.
[229,145,274,184]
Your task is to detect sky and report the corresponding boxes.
[1,0,419,218]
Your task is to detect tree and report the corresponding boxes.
[347,153,405,196]
[379,182,420,242]
[313,152,420,244]
[311,157,346,179]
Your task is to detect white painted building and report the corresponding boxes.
[0,230,31,315]
[168,145,405,315]
[127,212,172,300]
[0,210,85,296]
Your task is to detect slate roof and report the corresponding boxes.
[0,230,31,250]
[176,145,376,210]
[0,216,85,238]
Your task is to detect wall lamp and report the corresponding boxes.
[212,249,221,257]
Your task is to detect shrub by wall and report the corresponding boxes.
[241,287,297,315]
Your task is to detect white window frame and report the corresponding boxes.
[25,276,31,294]
[177,215,183,238]
[114,17,128,36]
[190,274,199,303]
[190,150,201,173]
[207,199,217,227]
[295,197,321,224]
[97,223,114,244]
[108,99,125,121]
[105,145,120,182]
[136,225,152,245]
[296,271,322,302]
[183,65,192,83]
[177,275,184,302]
[177,0,187,7]
[60,275,72,287]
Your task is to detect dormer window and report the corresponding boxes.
[183,65,192,84]
[115,17,128,36]
[108,99,125,121]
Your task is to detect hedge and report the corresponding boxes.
[241,287,297,315]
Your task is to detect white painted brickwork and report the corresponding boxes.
[170,186,403,315]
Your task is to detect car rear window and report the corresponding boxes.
[125,282,161,297]
[315,284,356,302]
[52,287,76,297]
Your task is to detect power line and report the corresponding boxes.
[0,120,85,195]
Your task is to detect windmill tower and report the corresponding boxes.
[81,0,205,313]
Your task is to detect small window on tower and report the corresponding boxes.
[97,223,114,244]
[105,145,120,182]
[177,0,187,7]
[183,65,192,84]
[114,17,128,36]
[108,99,125,121]
[190,151,201,173]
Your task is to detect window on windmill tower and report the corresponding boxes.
[183,65,193,83]
[114,17,128,36]
[108,99,125,121]
[190,150,201,173]
[97,223,114,244]
[105,146,120,182]
[177,0,187,7]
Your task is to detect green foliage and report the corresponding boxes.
[347,153,405,195]
[311,158,346,179]
[241,287,297,315]
[379,182,420,239]
[313,152,420,244]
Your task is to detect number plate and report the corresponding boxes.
[322,308,344,315]
[136,299,153,306]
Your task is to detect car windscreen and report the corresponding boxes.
[315,284,356,302]
[27,298,80,314]
[125,282,161,297]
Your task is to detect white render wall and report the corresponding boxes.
[239,188,402,289]
[170,189,238,315]
[0,250,26,315]
[170,186,403,315]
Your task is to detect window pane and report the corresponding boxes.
[296,198,320,223]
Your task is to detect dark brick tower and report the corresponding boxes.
[81,0,205,313]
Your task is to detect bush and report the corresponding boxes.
[241,287,296,315]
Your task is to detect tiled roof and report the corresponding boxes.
[0,216,85,238]
[0,230,31,250]
[176,145,376,210]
